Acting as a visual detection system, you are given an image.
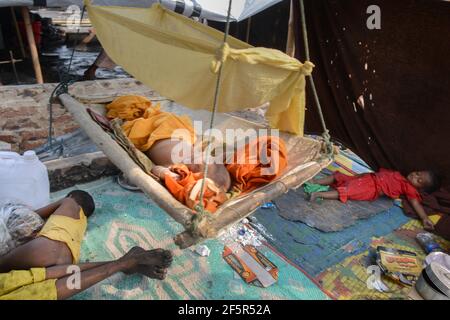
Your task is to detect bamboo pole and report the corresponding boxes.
[10,7,26,58]
[245,17,251,43]
[286,0,296,57]
[20,6,43,84]
[174,159,330,248]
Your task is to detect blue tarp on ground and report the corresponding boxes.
[252,204,409,277]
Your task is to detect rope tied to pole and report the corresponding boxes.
[210,42,231,73]
[46,6,87,152]
[299,0,334,158]
[194,0,234,220]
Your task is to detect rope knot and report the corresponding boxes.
[300,60,315,76]
[210,43,230,73]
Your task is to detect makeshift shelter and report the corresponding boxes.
[58,0,332,248]
[291,0,450,239]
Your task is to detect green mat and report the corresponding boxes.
[52,178,329,300]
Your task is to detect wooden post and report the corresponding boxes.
[10,7,27,59]
[286,0,296,57]
[245,17,251,43]
[20,6,44,84]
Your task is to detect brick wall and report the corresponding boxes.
[0,78,155,153]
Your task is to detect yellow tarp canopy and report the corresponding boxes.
[85,0,314,135]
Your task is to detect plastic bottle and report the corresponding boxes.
[416,232,443,254]
[0,150,50,209]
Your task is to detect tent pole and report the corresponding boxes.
[20,6,44,84]
[286,0,295,57]
[245,17,251,43]
[10,7,27,59]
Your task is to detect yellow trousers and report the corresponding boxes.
[0,268,57,300]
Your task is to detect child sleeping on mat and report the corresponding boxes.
[106,96,288,213]
[309,169,441,231]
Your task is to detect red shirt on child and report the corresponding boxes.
[332,168,421,203]
[374,168,421,201]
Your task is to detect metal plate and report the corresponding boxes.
[427,262,450,298]
[416,269,450,300]
[425,252,450,270]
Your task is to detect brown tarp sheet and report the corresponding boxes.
[292,0,450,239]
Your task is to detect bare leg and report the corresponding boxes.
[83,49,116,80]
[50,247,173,300]
[312,175,335,186]
[55,260,130,299]
[0,237,73,273]
[46,261,109,279]
[76,29,96,51]
[310,190,339,202]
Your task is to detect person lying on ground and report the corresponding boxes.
[310,169,441,231]
[0,246,173,300]
[0,192,174,293]
[0,190,95,272]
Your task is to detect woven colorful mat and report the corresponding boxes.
[52,178,330,300]
[315,219,450,300]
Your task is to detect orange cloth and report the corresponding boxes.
[106,95,287,212]
[106,96,196,152]
[106,95,152,121]
[226,136,288,193]
[164,164,228,213]
[164,136,288,212]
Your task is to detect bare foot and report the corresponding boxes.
[122,247,173,279]
[309,192,319,202]
[134,265,168,280]
[140,248,173,268]
[119,246,146,270]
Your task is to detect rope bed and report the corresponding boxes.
[59,94,331,248]
[50,0,334,248]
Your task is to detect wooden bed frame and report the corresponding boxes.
[59,93,332,248]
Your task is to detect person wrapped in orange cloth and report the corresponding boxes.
[226,135,288,193]
[106,96,288,213]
